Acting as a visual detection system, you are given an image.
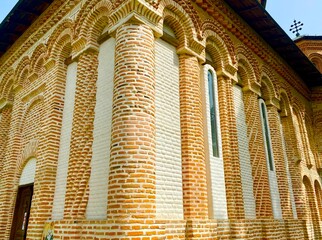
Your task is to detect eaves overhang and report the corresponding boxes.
[294,35,322,43]
[0,0,53,58]
[225,0,322,88]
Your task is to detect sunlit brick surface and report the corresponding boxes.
[0,0,321,239]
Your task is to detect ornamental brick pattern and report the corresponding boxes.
[243,90,273,218]
[0,0,322,239]
[64,51,99,219]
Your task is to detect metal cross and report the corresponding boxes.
[289,20,304,37]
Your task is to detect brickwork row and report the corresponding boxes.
[0,0,322,239]
[34,219,310,239]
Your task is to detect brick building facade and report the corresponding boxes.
[0,0,322,239]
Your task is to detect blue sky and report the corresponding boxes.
[0,1,18,23]
[266,0,322,38]
[0,1,321,38]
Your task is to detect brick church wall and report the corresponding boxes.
[0,0,321,239]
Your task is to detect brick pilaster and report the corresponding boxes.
[0,107,12,171]
[217,76,245,219]
[243,90,273,218]
[26,64,70,238]
[0,106,13,238]
[0,97,24,239]
[280,114,307,220]
[179,54,208,219]
[266,105,293,219]
[107,23,156,219]
[64,50,99,219]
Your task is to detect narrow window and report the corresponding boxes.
[204,64,227,219]
[260,101,274,171]
[208,70,219,157]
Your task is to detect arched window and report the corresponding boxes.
[259,98,282,219]
[259,100,274,171]
[208,70,219,157]
[204,64,227,219]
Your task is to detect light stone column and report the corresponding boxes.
[107,22,156,219]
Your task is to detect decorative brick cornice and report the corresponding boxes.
[0,0,313,100]
[108,0,163,36]
[192,0,311,99]
[161,0,202,40]
[0,69,14,101]
[202,19,236,65]
[260,72,280,107]
[236,45,260,85]
[109,12,162,38]
[0,0,80,75]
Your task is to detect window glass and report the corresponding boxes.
[208,70,219,157]
[260,102,274,171]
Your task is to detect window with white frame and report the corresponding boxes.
[207,70,220,157]
[259,98,282,219]
[204,63,227,219]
